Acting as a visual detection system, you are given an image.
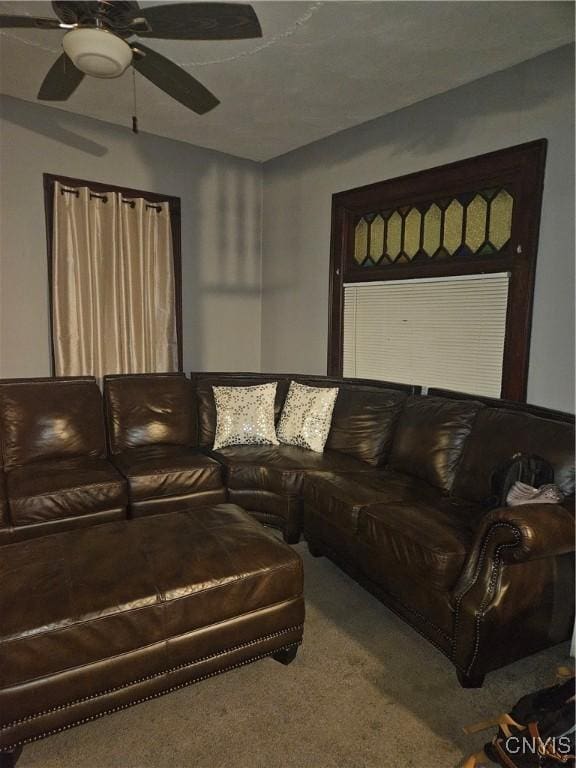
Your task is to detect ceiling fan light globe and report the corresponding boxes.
[62,28,133,78]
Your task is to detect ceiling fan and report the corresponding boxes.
[0,1,263,115]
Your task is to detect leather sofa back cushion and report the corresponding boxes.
[0,379,106,467]
[453,408,575,502]
[105,375,195,453]
[389,396,483,492]
[196,377,290,448]
[326,387,407,466]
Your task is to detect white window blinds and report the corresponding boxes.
[343,273,510,397]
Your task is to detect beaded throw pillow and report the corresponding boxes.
[277,381,339,453]
[212,383,279,450]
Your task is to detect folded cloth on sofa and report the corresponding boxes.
[507,481,564,506]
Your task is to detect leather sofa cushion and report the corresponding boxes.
[0,504,302,691]
[453,408,575,502]
[227,489,293,522]
[194,376,289,449]
[0,378,106,468]
[213,445,373,497]
[303,469,444,533]
[192,372,412,451]
[112,445,224,501]
[325,387,407,466]
[358,498,479,590]
[0,472,10,541]
[389,396,483,492]
[6,457,127,527]
[105,374,196,453]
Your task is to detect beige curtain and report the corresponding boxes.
[52,181,178,378]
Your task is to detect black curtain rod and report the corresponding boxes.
[60,186,163,210]
[120,199,162,211]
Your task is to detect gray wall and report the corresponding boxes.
[0,96,262,377]
[260,45,575,412]
[1,45,574,411]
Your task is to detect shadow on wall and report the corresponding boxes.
[212,160,261,295]
[259,44,575,341]
[268,44,573,179]
[259,49,575,370]
[117,107,262,371]
[0,94,108,157]
[0,91,261,375]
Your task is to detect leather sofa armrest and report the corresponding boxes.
[451,500,575,683]
[454,500,575,601]
[482,501,575,563]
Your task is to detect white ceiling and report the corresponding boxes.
[0,1,573,161]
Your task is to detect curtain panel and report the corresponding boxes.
[52,181,178,378]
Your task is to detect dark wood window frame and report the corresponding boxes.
[44,173,183,373]
[327,139,547,401]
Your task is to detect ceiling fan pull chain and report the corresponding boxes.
[131,67,139,134]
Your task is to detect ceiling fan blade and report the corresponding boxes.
[52,1,140,30]
[51,1,97,24]
[132,3,262,40]
[38,54,85,101]
[132,44,219,115]
[0,15,63,29]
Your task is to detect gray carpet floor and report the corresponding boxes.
[20,541,569,768]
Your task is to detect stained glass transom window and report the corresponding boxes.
[353,188,513,267]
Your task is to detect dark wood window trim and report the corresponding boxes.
[43,173,183,373]
[327,140,547,401]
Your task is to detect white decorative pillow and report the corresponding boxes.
[213,383,279,450]
[277,381,339,453]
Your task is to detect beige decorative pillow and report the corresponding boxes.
[277,381,339,453]
[212,383,279,450]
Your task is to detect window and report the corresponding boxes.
[44,174,182,378]
[328,140,547,400]
[343,273,509,397]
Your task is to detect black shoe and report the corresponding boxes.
[508,677,575,727]
[485,701,575,767]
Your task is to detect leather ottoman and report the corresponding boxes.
[0,504,305,765]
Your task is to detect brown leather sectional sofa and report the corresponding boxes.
[0,374,308,765]
[105,373,226,516]
[0,503,304,766]
[0,372,413,543]
[192,372,415,542]
[0,377,128,543]
[189,373,574,686]
[0,372,573,729]
[303,387,575,687]
[0,374,229,544]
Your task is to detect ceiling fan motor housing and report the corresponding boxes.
[62,28,133,78]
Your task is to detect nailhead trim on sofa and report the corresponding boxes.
[0,625,304,752]
[452,522,522,674]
